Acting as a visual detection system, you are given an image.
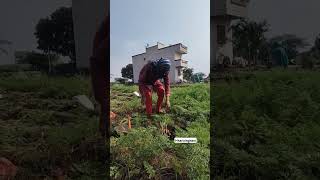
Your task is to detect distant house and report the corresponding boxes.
[0,40,15,65]
[72,0,108,69]
[211,0,249,65]
[132,42,188,84]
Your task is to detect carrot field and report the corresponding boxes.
[110,83,210,179]
[0,72,106,179]
[213,70,320,179]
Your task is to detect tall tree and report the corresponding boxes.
[35,7,75,73]
[121,64,133,79]
[231,19,269,67]
[34,18,55,73]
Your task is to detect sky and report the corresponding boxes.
[1,0,320,73]
[248,0,320,48]
[0,0,72,52]
[110,0,210,78]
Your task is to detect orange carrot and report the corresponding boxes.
[128,115,132,129]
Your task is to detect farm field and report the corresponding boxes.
[3,69,319,179]
[0,73,106,179]
[110,83,210,179]
[212,70,320,179]
[0,72,210,179]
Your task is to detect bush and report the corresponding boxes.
[0,64,32,72]
[19,52,58,72]
[53,63,76,75]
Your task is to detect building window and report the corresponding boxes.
[217,25,226,45]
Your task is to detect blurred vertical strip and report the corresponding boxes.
[86,0,110,178]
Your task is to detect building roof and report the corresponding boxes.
[132,43,187,58]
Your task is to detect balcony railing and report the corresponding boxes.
[175,59,188,67]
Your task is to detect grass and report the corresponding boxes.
[5,68,318,179]
[212,69,320,179]
[0,73,208,179]
[0,73,106,179]
[110,83,210,179]
[0,73,91,98]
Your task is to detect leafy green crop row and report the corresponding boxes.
[212,70,320,179]
[0,75,105,179]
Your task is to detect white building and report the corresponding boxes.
[72,0,108,69]
[132,42,188,84]
[0,40,15,65]
[211,0,249,65]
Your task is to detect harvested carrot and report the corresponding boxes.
[128,115,132,129]
[110,111,116,120]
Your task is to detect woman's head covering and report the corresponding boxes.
[151,58,171,78]
[158,58,171,73]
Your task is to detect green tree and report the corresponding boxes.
[35,7,75,73]
[231,19,269,67]
[269,34,309,60]
[192,72,206,83]
[121,64,133,79]
[183,68,193,82]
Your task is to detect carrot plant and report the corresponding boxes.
[0,74,105,179]
[110,83,210,179]
[213,70,320,179]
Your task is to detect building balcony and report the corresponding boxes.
[175,59,188,68]
[178,44,188,54]
[212,0,248,18]
[157,43,188,54]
